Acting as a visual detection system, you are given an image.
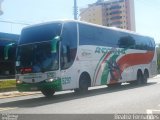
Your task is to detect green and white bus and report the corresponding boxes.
[16,20,157,97]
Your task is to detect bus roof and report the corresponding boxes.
[22,20,154,40]
[0,32,19,42]
[0,32,19,46]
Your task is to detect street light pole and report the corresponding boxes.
[0,0,4,15]
[73,0,78,20]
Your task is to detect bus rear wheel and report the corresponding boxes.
[131,71,143,85]
[41,89,55,98]
[135,72,143,85]
[142,71,148,84]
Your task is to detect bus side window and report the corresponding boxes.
[118,35,135,49]
[60,22,77,70]
[61,45,72,69]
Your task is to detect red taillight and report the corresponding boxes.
[20,68,32,73]
[24,68,32,72]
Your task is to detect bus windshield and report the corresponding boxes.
[16,23,62,73]
[19,23,62,44]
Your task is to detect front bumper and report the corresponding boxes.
[16,80,62,92]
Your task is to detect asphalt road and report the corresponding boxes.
[0,77,160,114]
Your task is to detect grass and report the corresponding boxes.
[0,79,16,89]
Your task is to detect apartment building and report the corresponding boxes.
[80,0,135,31]
[80,4,103,25]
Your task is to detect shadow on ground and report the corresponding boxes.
[0,82,157,108]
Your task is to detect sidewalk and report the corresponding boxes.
[153,74,160,79]
[0,91,40,99]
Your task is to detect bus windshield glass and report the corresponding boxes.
[16,23,62,73]
[19,23,62,44]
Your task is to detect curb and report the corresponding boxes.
[0,87,17,93]
[153,74,160,79]
[0,91,40,99]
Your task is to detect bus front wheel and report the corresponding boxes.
[41,89,55,98]
[74,74,89,94]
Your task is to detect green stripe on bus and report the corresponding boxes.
[93,53,106,84]
[101,48,128,85]
[17,79,62,92]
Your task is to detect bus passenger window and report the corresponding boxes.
[60,22,77,70]
[118,36,135,49]
[61,45,73,69]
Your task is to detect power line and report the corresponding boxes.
[0,19,31,33]
[0,19,31,25]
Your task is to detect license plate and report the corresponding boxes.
[30,87,38,91]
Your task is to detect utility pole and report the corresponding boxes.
[73,0,78,20]
[0,0,4,15]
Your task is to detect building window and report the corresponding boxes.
[110,11,122,15]
[119,0,124,2]
[110,5,121,10]
[110,16,122,20]
[111,21,122,25]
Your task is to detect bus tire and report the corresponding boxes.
[74,73,90,94]
[136,70,143,85]
[142,70,149,84]
[41,89,55,98]
[130,70,143,85]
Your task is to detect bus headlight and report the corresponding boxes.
[16,80,22,84]
[16,75,22,84]
[45,78,54,82]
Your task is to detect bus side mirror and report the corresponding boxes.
[51,36,60,53]
[4,43,15,60]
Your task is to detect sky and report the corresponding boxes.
[0,0,160,44]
